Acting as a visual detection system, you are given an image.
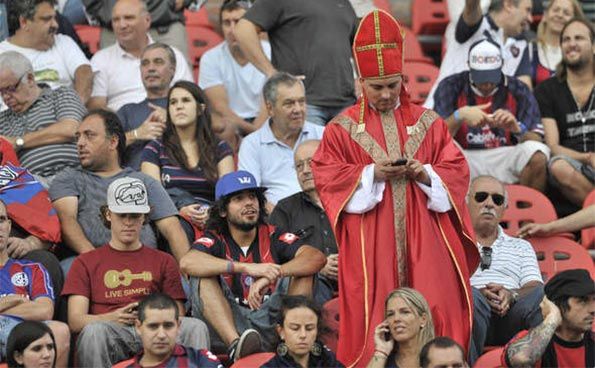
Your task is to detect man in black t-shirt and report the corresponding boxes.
[233,0,357,126]
[180,170,326,361]
[534,19,595,206]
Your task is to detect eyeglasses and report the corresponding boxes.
[480,247,492,271]
[0,74,26,96]
[295,158,312,172]
[473,191,505,206]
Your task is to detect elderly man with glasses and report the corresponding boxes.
[466,175,544,364]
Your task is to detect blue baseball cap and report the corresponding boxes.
[215,170,267,200]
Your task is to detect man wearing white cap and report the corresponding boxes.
[434,38,550,192]
[62,177,209,368]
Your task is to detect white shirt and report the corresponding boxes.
[199,40,271,119]
[90,35,193,111]
[0,35,90,90]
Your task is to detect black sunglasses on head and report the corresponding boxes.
[474,191,505,206]
[480,247,492,271]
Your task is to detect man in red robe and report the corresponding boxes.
[311,10,480,367]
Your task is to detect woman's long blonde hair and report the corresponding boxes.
[536,0,585,46]
[384,288,435,353]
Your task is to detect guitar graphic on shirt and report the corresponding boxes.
[104,269,153,289]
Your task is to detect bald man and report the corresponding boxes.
[269,140,338,303]
[87,0,192,111]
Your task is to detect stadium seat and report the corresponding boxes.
[500,185,558,236]
[528,236,595,282]
[581,190,595,250]
[186,26,223,67]
[411,0,449,35]
[184,7,214,29]
[402,62,439,104]
[230,352,275,367]
[473,347,504,368]
[402,27,434,64]
[73,25,101,55]
[373,0,391,13]
[320,297,339,352]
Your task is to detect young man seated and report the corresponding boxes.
[61,177,209,367]
[113,293,223,368]
[180,170,326,362]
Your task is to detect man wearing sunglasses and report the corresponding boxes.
[467,176,544,364]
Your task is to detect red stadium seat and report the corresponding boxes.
[402,62,439,104]
[320,297,339,353]
[528,236,595,282]
[230,352,275,367]
[73,25,101,55]
[581,190,595,249]
[473,347,504,368]
[186,26,223,67]
[500,185,558,236]
[184,7,214,29]
[373,0,391,13]
[402,27,434,64]
[411,0,449,35]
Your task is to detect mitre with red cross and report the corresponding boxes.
[353,9,405,79]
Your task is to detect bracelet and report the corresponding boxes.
[133,129,139,139]
[226,261,234,274]
[453,109,461,123]
[374,350,388,358]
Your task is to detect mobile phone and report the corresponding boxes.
[391,158,408,166]
[383,330,391,341]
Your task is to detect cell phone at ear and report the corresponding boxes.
[384,331,391,341]
[391,158,408,166]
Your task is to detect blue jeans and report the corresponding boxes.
[469,285,544,364]
[306,104,348,126]
[62,0,88,25]
[0,316,24,360]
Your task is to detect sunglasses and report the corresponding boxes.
[473,191,505,206]
[0,74,25,96]
[480,247,492,271]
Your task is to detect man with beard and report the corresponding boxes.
[534,18,595,206]
[180,170,326,362]
[1,0,92,104]
[466,176,543,364]
[311,10,478,366]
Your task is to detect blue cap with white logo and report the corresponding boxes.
[215,170,267,200]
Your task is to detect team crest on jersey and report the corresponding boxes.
[279,232,299,244]
[196,237,215,248]
[11,272,29,287]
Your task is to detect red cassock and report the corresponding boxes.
[311,101,480,367]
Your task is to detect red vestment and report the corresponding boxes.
[312,101,479,367]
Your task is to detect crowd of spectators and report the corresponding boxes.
[0,0,593,367]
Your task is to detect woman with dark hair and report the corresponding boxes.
[141,81,234,230]
[6,321,56,368]
[261,295,343,368]
[367,288,435,368]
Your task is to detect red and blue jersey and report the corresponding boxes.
[113,344,223,368]
[0,258,54,307]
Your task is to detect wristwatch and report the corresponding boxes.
[510,290,519,303]
[15,136,24,151]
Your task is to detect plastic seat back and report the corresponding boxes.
[402,62,439,104]
[320,297,339,352]
[402,27,434,64]
[74,25,101,55]
[473,347,504,368]
[500,185,557,236]
[528,236,595,281]
[411,0,449,35]
[581,190,595,249]
[186,26,223,67]
[230,352,275,368]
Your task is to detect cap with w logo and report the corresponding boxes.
[215,170,267,200]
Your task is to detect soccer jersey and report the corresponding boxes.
[0,258,54,307]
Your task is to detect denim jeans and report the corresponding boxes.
[306,104,348,126]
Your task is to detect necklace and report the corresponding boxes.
[570,84,595,152]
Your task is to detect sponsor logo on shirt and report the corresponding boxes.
[196,237,215,248]
[279,232,299,244]
[11,272,29,287]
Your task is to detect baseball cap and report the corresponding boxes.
[107,177,151,214]
[545,269,595,301]
[468,39,503,85]
[215,170,266,200]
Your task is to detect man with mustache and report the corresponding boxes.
[180,170,326,362]
[466,175,543,364]
[1,0,92,105]
[534,19,595,207]
[238,73,324,208]
[503,269,594,367]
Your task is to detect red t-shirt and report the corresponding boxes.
[502,330,590,367]
[62,245,185,315]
